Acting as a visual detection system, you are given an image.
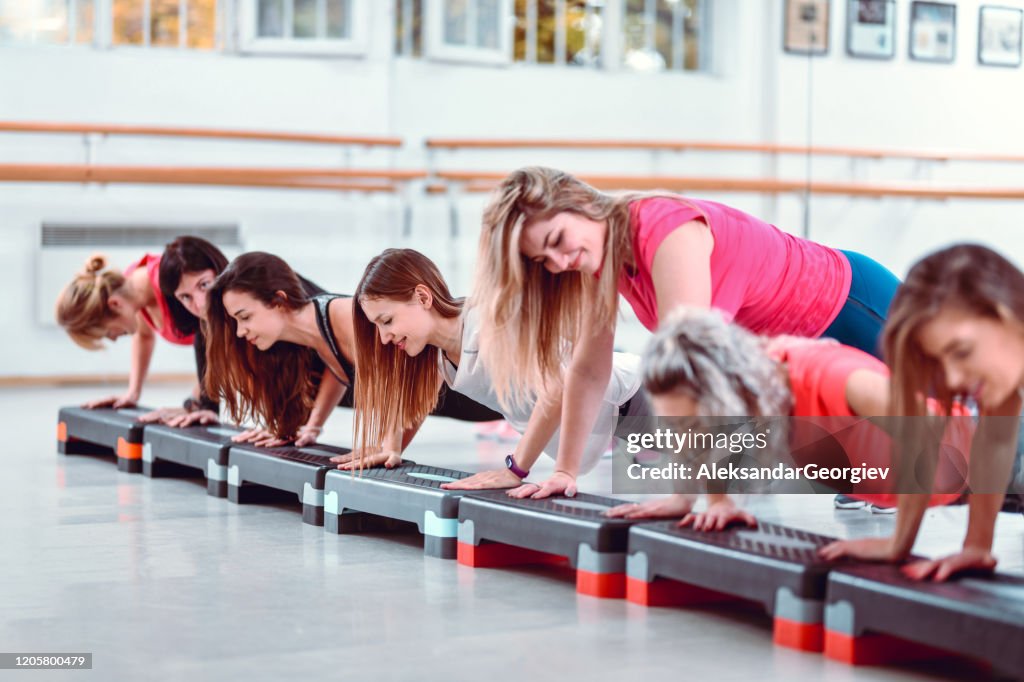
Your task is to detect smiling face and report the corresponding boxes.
[916,306,1024,411]
[518,210,607,275]
[360,290,435,357]
[222,289,289,352]
[174,268,216,320]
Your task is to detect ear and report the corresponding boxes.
[107,293,124,313]
[273,290,290,307]
[414,284,433,309]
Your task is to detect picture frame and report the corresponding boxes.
[909,1,956,63]
[846,0,896,59]
[978,5,1023,67]
[784,0,830,55]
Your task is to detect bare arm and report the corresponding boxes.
[651,221,715,321]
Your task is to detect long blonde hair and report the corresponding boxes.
[472,167,635,409]
[352,249,463,459]
[55,255,127,350]
[884,243,1024,416]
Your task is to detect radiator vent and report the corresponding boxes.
[41,224,241,248]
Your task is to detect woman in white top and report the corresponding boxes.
[341,248,646,494]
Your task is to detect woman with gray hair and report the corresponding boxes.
[606,307,966,528]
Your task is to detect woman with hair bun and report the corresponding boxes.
[56,252,194,409]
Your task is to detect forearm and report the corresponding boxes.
[306,374,345,430]
[553,366,611,477]
[512,384,563,471]
[963,493,1005,552]
[128,331,156,398]
[889,494,931,558]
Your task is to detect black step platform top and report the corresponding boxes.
[58,406,152,446]
[143,424,242,466]
[228,442,353,492]
[829,563,1024,626]
[458,491,636,553]
[329,463,472,488]
[629,520,839,601]
[827,564,1024,672]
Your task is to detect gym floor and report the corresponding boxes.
[4,383,1023,681]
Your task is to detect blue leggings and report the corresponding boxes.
[820,250,901,360]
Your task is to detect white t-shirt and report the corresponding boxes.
[439,308,643,474]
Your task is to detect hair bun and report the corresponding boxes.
[84,254,107,275]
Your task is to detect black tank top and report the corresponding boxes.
[311,294,356,392]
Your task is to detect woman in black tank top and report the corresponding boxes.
[204,252,501,451]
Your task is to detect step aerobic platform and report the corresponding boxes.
[57,406,153,473]
[626,521,839,651]
[323,463,470,559]
[825,563,1024,673]
[142,424,244,496]
[226,442,352,526]
[457,491,638,598]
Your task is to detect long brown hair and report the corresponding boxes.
[884,243,1024,416]
[203,252,315,438]
[472,167,636,409]
[352,249,462,459]
[55,254,127,349]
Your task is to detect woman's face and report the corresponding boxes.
[360,291,435,357]
[518,211,607,275]
[916,306,1024,411]
[222,289,289,352]
[174,268,216,320]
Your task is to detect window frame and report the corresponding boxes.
[237,0,369,56]
[423,0,513,66]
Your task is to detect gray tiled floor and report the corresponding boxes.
[2,383,1022,682]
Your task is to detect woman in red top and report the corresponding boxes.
[606,307,967,527]
[55,253,193,409]
[474,167,900,500]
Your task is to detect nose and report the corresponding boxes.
[944,362,965,393]
[380,329,394,345]
[236,324,246,339]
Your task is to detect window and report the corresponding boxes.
[239,0,367,55]
[0,0,218,49]
[623,0,706,72]
[514,0,603,67]
[394,0,423,57]
[0,0,95,45]
[110,0,217,48]
[423,0,512,64]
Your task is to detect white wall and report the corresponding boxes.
[2,0,1024,380]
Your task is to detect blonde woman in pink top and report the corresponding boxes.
[473,167,900,499]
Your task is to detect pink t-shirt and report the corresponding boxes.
[619,197,852,336]
[124,253,194,346]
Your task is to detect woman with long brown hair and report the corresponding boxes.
[472,167,901,499]
[821,244,1024,581]
[203,252,501,449]
[346,248,645,489]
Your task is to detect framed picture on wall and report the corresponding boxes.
[909,1,956,62]
[978,5,1023,67]
[847,0,896,59]
[784,0,830,55]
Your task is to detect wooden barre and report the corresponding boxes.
[432,172,1024,200]
[0,164,425,182]
[0,164,429,191]
[425,138,1024,163]
[0,121,403,148]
